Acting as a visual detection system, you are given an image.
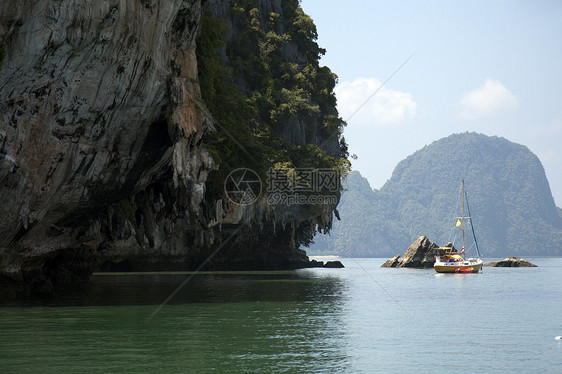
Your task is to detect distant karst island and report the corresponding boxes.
[309,132,562,258]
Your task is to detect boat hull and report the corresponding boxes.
[434,261,483,273]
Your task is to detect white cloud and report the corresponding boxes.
[335,77,417,126]
[459,79,518,120]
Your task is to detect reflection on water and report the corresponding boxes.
[4,271,347,307]
[0,271,350,374]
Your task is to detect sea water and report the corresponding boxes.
[1,258,561,373]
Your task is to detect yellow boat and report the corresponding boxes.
[434,253,483,273]
[434,180,483,273]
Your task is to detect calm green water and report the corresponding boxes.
[1,258,562,373]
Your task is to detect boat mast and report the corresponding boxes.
[465,189,482,258]
[462,179,465,260]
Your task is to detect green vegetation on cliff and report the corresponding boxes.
[310,133,562,257]
[196,1,350,247]
[196,1,348,176]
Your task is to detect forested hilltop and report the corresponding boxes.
[309,132,562,257]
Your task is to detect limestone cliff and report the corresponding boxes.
[0,0,346,292]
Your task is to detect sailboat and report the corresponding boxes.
[434,180,483,273]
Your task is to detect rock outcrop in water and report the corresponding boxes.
[0,0,346,293]
[484,257,537,267]
[323,260,345,268]
[381,235,441,268]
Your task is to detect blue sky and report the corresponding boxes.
[300,0,562,205]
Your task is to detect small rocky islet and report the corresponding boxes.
[483,257,537,267]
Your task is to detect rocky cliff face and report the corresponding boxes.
[0,0,343,293]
